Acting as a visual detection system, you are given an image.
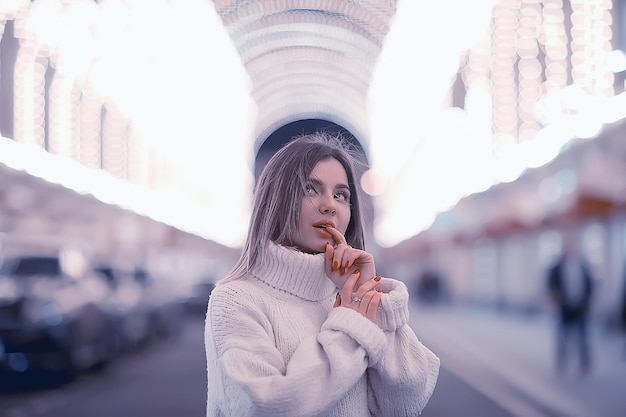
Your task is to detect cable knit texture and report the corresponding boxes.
[205,242,440,416]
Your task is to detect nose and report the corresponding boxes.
[318,192,336,214]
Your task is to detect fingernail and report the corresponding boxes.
[343,261,350,269]
[353,269,360,275]
[374,276,381,282]
[341,267,346,275]
[333,261,339,271]
[377,288,383,293]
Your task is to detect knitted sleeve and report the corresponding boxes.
[206,283,387,417]
[366,278,440,416]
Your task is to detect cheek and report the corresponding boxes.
[338,207,352,234]
[299,200,315,221]
[297,201,316,230]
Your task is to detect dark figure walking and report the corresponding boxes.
[547,236,594,375]
[621,281,626,359]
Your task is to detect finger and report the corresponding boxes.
[352,275,381,300]
[333,292,341,307]
[331,245,344,272]
[326,226,347,246]
[332,243,351,274]
[324,242,334,276]
[325,250,350,290]
[340,268,361,301]
[359,290,375,313]
[365,290,383,322]
[334,248,375,283]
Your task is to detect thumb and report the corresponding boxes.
[333,292,341,307]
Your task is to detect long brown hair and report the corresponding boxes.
[220,131,366,283]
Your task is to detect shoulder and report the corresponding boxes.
[207,275,272,330]
[210,274,264,308]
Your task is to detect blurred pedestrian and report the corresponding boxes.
[621,279,626,358]
[204,132,440,416]
[413,246,445,305]
[547,229,594,375]
[416,267,443,304]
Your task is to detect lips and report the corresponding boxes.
[313,221,334,237]
[313,221,335,230]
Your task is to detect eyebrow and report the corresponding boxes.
[309,178,350,191]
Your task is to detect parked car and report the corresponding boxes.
[183,276,216,316]
[0,253,113,389]
[92,264,154,353]
[131,266,185,340]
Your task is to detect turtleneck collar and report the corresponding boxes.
[250,241,337,301]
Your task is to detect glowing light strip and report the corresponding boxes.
[0,135,216,242]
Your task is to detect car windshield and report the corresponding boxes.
[5,257,62,277]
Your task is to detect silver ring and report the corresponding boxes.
[351,293,361,303]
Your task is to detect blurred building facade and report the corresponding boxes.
[0,3,241,279]
[384,120,626,323]
[381,1,626,327]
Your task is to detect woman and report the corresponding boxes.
[205,131,439,416]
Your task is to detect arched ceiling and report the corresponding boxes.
[210,0,399,152]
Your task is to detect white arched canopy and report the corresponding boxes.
[210,0,399,149]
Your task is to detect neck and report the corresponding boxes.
[251,241,336,301]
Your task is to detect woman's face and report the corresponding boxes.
[291,158,352,253]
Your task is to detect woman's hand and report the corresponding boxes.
[333,269,382,323]
[324,226,376,290]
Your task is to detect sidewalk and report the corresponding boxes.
[410,303,626,417]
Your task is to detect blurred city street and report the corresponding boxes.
[414,304,626,417]
[2,302,625,417]
[0,316,208,417]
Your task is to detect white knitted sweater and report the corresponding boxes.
[205,243,439,416]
